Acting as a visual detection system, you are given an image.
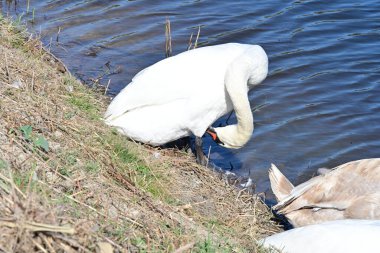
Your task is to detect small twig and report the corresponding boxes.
[40,234,57,253]
[193,26,201,49]
[32,239,48,253]
[173,242,196,253]
[31,70,35,91]
[187,32,194,50]
[48,37,53,52]
[53,235,92,253]
[59,242,78,253]
[0,245,12,253]
[0,173,26,199]
[4,52,10,82]
[206,145,211,168]
[104,79,111,95]
[56,26,61,43]
[0,220,75,234]
[41,44,70,74]
[100,236,125,251]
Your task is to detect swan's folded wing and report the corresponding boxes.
[105,46,237,120]
[273,175,323,213]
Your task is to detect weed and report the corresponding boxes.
[58,167,71,177]
[31,9,36,24]
[67,96,97,117]
[112,142,138,164]
[64,111,76,119]
[15,13,25,26]
[135,164,150,176]
[194,236,234,253]
[59,152,78,167]
[64,77,101,119]
[84,161,100,173]
[12,168,38,192]
[34,135,49,152]
[131,237,147,251]
[102,223,131,243]
[0,159,8,170]
[20,125,49,152]
[20,125,33,141]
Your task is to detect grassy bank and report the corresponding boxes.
[0,16,281,252]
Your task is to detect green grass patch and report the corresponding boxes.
[58,167,71,177]
[112,142,139,164]
[130,237,148,252]
[194,236,234,253]
[0,158,8,170]
[20,125,49,152]
[84,161,100,173]
[100,132,175,204]
[101,222,133,245]
[67,95,99,119]
[65,152,78,166]
[64,77,101,120]
[12,169,37,192]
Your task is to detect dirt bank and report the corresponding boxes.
[0,16,281,252]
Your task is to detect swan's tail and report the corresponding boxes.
[269,164,294,202]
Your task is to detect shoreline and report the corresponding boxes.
[0,16,281,252]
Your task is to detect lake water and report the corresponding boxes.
[2,0,379,197]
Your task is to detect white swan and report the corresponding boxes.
[261,219,380,253]
[269,158,380,227]
[105,43,268,164]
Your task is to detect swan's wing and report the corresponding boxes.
[105,56,201,120]
[273,175,323,213]
[345,193,380,219]
[274,158,380,214]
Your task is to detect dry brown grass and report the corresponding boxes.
[0,16,282,252]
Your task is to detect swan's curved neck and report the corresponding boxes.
[215,58,254,149]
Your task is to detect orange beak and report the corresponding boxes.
[206,127,224,145]
[206,129,218,141]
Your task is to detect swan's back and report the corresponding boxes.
[262,219,380,253]
[105,43,266,120]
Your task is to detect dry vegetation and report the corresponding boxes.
[0,16,281,252]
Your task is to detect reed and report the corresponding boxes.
[26,0,30,13]
[187,25,201,50]
[165,18,172,57]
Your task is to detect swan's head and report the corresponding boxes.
[206,126,252,149]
